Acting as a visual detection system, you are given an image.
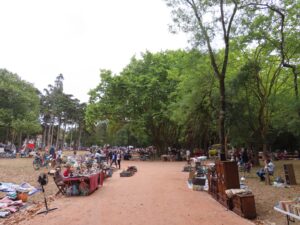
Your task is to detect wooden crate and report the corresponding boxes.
[232,193,256,219]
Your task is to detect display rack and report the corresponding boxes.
[274,205,300,225]
[284,164,297,185]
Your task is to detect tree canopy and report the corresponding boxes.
[0,0,299,156]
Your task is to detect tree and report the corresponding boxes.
[40,74,86,149]
[86,51,189,153]
[166,0,239,160]
[0,69,41,145]
[239,0,300,113]
[169,50,219,151]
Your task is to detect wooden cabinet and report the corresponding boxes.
[215,161,240,208]
[232,194,256,219]
[284,164,297,185]
[215,161,240,193]
[208,161,256,219]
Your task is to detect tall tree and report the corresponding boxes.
[166,0,239,159]
[0,69,41,144]
[86,51,189,153]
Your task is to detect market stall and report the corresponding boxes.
[63,172,103,196]
[59,153,109,196]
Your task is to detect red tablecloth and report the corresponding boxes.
[99,171,104,186]
[88,173,99,193]
[63,171,103,195]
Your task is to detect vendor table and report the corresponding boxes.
[274,205,300,225]
[63,171,104,195]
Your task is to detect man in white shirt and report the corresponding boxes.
[57,149,62,158]
[186,149,191,163]
[265,159,275,175]
[257,159,275,181]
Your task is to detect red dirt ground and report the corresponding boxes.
[15,161,252,225]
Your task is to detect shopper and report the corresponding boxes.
[110,151,117,168]
[117,151,121,169]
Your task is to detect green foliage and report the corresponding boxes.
[86,50,190,152]
[0,69,41,141]
[40,74,87,148]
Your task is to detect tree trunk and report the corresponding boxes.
[259,104,268,159]
[77,125,82,150]
[74,124,78,150]
[219,76,226,161]
[252,147,260,166]
[50,123,54,146]
[18,132,22,150]
[11,130,16,145]
[62,123,67,150]
[5,127,10,143]
[43,126,47,148]
[47,124,51,146]
[55,118,61,149]
[262,143,268,159]
[70,127,73,149]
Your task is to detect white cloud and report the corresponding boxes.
[0,0,188,102]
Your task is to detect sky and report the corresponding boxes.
[0,0,188,103]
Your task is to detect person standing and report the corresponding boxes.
[49,145,56,159]
[186,149,191,163]
[117,151,121,169]
[57,148,62,159]
[110,151,117,168]
[108,150,113,164]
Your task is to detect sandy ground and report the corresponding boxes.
[244,161,300,225]
[13,161,252,225]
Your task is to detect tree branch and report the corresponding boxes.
[221,1,238,78]
[220,0,227,42]
[186,0,220,78]
[243,3,298,75]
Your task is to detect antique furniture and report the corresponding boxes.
[232,193,256,219]
[284,164,297,185]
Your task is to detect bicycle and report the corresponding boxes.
[33,154,52,170]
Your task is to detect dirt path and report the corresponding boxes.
[18,161,253,225]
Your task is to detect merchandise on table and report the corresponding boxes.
[64,153,110,177]
[63,172,102,196]
[278,198,300,215]
[59,153,110,196]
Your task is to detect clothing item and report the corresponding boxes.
[0,211,10,218]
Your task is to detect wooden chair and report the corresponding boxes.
[53,170,66,195]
